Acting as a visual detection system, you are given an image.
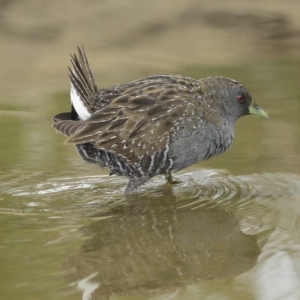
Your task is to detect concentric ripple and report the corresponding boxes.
[1,169,300,216]
[173,171,300,210]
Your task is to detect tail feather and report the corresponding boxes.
[53,119,85,138]
[69,46,97,101]
[52,112,71,122]
[69,46,97,120]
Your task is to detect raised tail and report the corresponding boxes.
[69,46,98,120]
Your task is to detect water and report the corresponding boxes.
[1,58,300,300]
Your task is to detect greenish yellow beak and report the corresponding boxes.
[249,102,269,119]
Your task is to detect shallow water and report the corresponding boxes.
[1,60,300,300]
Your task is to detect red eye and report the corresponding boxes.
[237,95,244,103]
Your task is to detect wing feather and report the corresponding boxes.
[54,83,199,163]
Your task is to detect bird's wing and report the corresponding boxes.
[53,86,198,164]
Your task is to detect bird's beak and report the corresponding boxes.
[249,102,269,119]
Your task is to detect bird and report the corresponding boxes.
[52,46,269,194]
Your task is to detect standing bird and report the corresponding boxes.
[52,47,269,194]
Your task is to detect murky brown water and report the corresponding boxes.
[1,57,300,300]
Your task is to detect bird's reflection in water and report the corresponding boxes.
[65,191,266,300]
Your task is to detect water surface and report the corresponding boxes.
[1,59,300,299]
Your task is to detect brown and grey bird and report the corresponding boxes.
[52,46,269,194]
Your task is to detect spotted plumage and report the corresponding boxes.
[52,46,268,194]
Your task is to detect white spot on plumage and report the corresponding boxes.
[148,153,155,172]
[70,83,91,120]
[166,158,173,173]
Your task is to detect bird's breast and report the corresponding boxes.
[169,121,234,171]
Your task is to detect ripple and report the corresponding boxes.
[0,171,125,197]
[169,171,239,207]
[172,171,300,208]
[1,170,300,215]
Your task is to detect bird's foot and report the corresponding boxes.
[165,173,182,185]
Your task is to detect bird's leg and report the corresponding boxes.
[125,176,150,194]
[165,172,182,185]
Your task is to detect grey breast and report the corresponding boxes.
[170,119,235,171]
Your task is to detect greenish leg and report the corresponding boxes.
[165,172,182,185]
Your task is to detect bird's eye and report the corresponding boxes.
[236,95,244,103]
